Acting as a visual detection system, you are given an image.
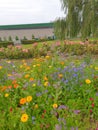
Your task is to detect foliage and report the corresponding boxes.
[32,34,35,39]
[54,0,98,39]
[0,55,98,129]
[0,41,14,48]
[15,36,19,41]
[21,37,54,44]
[8,36,13,41]
[54,18,66,40]
[0,41,98,59]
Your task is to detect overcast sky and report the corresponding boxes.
[0,0,65,25]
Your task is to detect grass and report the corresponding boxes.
[22,40,55,49]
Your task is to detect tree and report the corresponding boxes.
[15,36,19,41]
[8,36,12,41]
[54,18,66,40]
[55,0,98,38]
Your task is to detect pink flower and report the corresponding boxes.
[22,49,28,53]
[55,41,61,46]
[0,48,4,52]
[32,42,38,47]
[80,42,84,45]
[15,45,22,49]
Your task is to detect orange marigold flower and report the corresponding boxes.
[29,78,34,81]
[24,74,30,78]
[26,66,30,71]
[23,63,27,66]
[44,76,48,81]
[36,64,40,67]
[21,113,28,122]
[20,98,27,105]
[14,84,19,88]
[58,74,63,78]
[12,80,17,84]
[1,86,7,91]
[53,103,58,109]
[60,61,64,65]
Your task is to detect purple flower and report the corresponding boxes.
[32,116,36,124]
[71,127,74,130]
[73,110,80,115]
[36,92,42,97]
[96,93,98,96]
[32,116,35,120]
[58,118,66,125]
[73,74,78,77]
[58,105,67,110]
[55,124,62,130]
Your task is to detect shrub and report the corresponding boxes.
[0,41,14,48]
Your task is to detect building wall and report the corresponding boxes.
[0,28,54,40]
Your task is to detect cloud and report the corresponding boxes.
[0,0,65,25]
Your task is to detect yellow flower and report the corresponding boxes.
[22,60,25,62]
[34,104,38,109]
[6,60,11,63]
[20,98,27,105]
[33,65,36,68]
[44,81,49,87]
[32,84,36,87]
[44,76,48,81]
[24,74,30,78]
[58,74,63,78]
[85,79,91,84]
[5,93,9,97]
[0,66,3,69]
[53,104,58,109]
[8,74,12,77]
[26,96,32,102]
[45,55,50,59]
[90,65,93,68]
[23,63,27,66]
[48,66,52,68]
[95,67,98,71]
[21,113,28,122]
[20,65,23,68]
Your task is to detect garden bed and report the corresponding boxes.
[0,54,98,129]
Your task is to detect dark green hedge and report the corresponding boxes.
[21,37,54,44]
[0,41,14,48]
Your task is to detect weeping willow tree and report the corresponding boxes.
[81,0,98,38]
[54,18,66,40]
[54,0,98,39]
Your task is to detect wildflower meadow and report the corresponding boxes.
[0,41,98,130]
